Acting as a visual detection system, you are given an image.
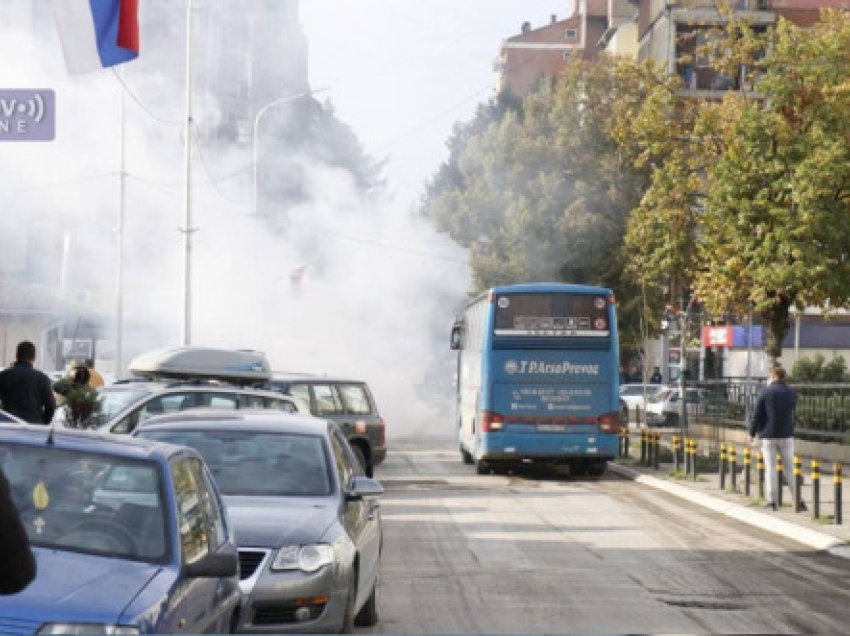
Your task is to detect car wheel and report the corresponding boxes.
[354,577,379,627]
[475,459,491,475]
[460,446,474,464]
[664,413,679,427]
[339,578,357,633]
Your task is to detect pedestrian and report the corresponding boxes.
[650,367,662,384]
[0,465,37,595]
[749,366,805,511]
[0,341,56,424]
[83,358,105,389]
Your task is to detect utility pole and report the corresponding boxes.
[115,66,127,374]
[181,0,195,346]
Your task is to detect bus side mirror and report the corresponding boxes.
[450,325,463,350]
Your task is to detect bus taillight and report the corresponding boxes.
[598,412,621,434]
[480,411,504,432]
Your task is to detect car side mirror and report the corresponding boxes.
[450,323,463,350]
[345,476,384,502]
[184,551,238,578]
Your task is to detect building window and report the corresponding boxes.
[564,29,577,39]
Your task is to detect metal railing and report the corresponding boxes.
[687,380,850,444]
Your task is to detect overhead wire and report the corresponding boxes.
[111,68,183,126]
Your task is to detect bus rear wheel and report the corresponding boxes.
[587,461,607,477]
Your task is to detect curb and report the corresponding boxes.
[610,462,849,556]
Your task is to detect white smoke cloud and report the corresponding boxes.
[0,5,470,436]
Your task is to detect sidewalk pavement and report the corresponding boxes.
[612,441,850,559]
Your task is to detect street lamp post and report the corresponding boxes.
[252,88,327,216]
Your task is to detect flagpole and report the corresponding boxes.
[181,0,194,346]
[115,66,127,375]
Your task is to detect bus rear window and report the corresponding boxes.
[493,293,610,338]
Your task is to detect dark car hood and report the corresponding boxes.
[0,548,161,623]
[224,495,337,547]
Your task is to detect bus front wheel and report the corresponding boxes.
[460,446,474,465]
[475,460,491,475]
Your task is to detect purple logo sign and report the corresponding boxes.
[0,90,55,142]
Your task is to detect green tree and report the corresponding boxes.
[624,11,850,365]
[422,57,667,354]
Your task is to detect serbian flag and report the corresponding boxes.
[52,0,140,74]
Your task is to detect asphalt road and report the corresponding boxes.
[364,436,850,634]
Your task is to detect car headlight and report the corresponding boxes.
[38,625,139,635]
[271,544,334,573]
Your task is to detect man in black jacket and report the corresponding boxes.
[749,366,802,511]
[0,466,36,594]
[0,341,56,424]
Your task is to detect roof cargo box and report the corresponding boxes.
[129,347,272,384]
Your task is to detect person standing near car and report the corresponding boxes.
[749,366,804,511]
[0,341,56,424]
[0,465,36,594]
[83,358,105,389]
[650,367,662,384]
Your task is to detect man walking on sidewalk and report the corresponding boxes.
[749,366,804,511]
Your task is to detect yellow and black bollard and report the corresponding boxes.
[744,447,752,497]
[653,432,661,470]
[777,455,784,507]
[729,446,738,491]
[719,444,727,490]
[684,437,691,475]
[835,464,843,525]
[811,459,820,520]
[672,435,681,472]
[691,439,699,480]
[757,452,765,500]
[794,456,803,513]
[640,429,647,465]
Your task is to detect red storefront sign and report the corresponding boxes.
[702,325,733,348]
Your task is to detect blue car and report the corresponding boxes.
[0,424,241,634]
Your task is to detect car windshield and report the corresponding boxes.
[620,385,648,396]
[98,387,152,421]
[648,390,671,404]
[0,443,166,562]
[138,430,332,497]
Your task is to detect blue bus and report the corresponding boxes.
[450,283,621,476]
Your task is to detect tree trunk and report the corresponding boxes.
[761,294,792,368]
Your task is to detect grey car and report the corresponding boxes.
[134,410,383,633]
[265,374,386,477]
[89,381,309,434]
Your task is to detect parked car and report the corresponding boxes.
[91,380,309,434]
[265,374,386,476]
[645,387,711,427]
[619,383,662,423]
[134,410,383,633]
[0,424,241,632]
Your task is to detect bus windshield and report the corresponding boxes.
[493,293,610,338]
